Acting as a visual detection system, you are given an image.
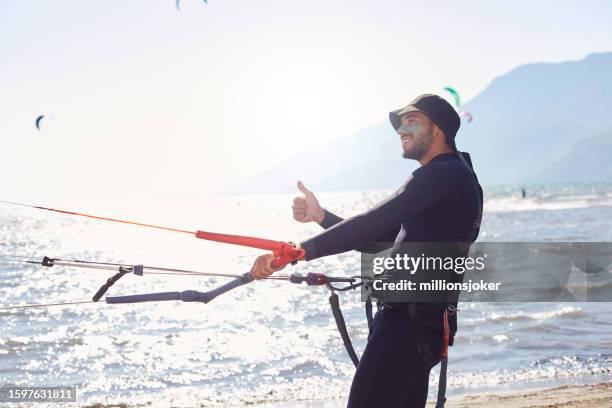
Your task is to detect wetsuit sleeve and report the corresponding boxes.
[318,209,344,229]
[300,164,453,261]
[319,210,401,253]
[354,228,400,254]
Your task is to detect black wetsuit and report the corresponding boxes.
[299,152,483,408]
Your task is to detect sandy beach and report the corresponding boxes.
[227,382,612,408]
[436,382,612,408]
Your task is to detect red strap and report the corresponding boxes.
[270,242,305,268]
[196,230,284,250]
[441,309,450,358]
[195,230,305,268]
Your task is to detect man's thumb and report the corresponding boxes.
[297,180,312,196]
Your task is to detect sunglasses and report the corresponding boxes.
[396,123,422,135]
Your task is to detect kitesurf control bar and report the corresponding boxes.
[0,257,362,309]
[116,231,306,305]
[106,272,254,304]
[105,272,358,305]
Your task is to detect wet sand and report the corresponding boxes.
[435,382,612,408]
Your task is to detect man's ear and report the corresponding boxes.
[433,123,444,141]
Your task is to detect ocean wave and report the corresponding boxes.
[434,353,612,391]
[485,195,612,213]
[463,306,584,324]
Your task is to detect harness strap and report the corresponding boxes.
[329,292,360,368]
[365,296,373,332]
[435,308,451,408]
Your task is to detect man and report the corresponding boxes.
[250,94,483,407]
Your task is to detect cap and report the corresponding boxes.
[389,94,461,150]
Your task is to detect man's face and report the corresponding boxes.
[397,112,434,160]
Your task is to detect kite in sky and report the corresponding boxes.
[176,0,207,10]
[460,111,473,123]
[35,115,45,131]
[443,86,461,108]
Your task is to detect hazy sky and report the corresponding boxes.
[2,0,612,201]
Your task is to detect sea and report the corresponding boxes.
[1,182,611,407]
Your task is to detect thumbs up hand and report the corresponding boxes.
[292,181,325,224]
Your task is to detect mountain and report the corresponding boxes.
[458,52,612,185]
[235,52,612,193]
[541,133,612,181]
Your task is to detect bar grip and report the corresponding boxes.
[106,291,182,304]
[105,272,254,304]
[201,272,253,303]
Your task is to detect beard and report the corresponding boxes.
[402,125,433,160]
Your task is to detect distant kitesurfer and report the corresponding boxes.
[249,94,483,407]
[522,187,527,199]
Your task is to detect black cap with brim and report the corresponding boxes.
[389,94,460,150]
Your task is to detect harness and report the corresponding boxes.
[329,291,454,408]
